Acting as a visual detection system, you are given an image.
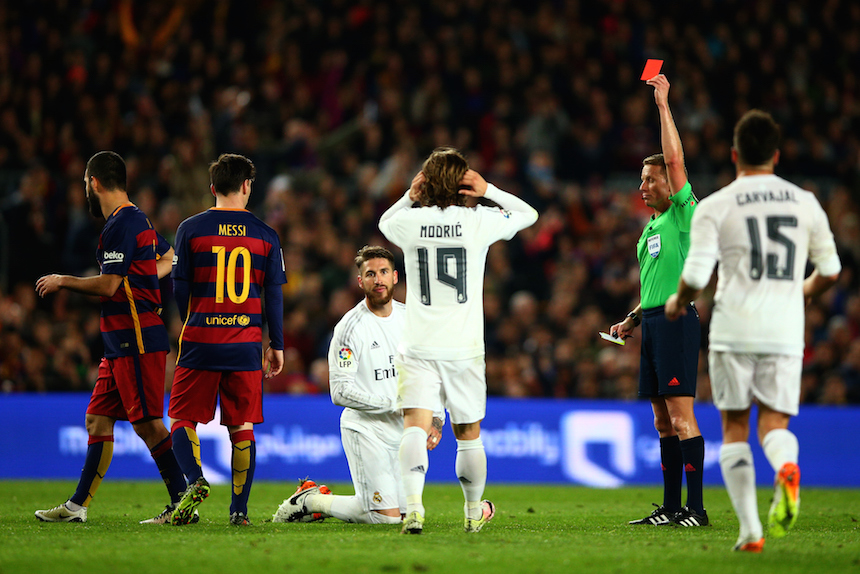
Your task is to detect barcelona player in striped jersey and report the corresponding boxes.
[34,151,187,524]
[168,153,286,526]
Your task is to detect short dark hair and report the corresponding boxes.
[354,245,395,270]
[86,151,127,191]
[209,153,256,195]
[734,110,780,166]
[420,147,469,209]
[642,153,666,171]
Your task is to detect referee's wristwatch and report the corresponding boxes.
[626,311,641,327]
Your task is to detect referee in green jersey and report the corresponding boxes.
[610,74,707,527]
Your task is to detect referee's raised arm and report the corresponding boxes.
[647,74,687,194]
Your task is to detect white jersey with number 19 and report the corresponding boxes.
[682,174,841,356]
[379,184,538,361]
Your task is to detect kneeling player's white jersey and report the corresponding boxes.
[328,299,405,444]
[379,184,538,361]
[682,174,841,356]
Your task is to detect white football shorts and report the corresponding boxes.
[340,426,404,513]
[395,353,486,425]
[709,351,802,416]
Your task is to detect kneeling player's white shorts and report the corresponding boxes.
[341,427,403,513]
[395,353,486,425]
[709,351,801,416]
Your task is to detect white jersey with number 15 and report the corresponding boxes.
[379,184,538,361]
[682,174,841,356]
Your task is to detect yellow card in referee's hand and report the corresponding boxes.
[599,332,626,345]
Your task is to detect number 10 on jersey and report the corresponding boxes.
[211,245,251,304]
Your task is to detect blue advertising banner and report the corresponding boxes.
[1,394,856,487]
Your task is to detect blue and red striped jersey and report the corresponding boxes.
[97,203,170,358]
[172,208,287,371]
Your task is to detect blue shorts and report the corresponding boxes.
[639,304,700,398]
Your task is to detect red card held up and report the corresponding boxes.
[640,59,663,81]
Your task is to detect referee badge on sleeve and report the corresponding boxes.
[647,234,661,258]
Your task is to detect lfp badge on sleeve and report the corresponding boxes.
[338,347,357,372]
[647,234,661,258]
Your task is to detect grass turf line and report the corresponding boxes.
[1,480,858,574]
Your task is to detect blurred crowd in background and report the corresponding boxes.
[1,0,859,404]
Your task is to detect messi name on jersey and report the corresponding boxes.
[219,224,247,236]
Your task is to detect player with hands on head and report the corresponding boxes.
[34,151,187,524]
[608,73,708,528]
[167,153,286,526]
[379,147,538,534]
[665,110,841,552]
[273,246,443,525]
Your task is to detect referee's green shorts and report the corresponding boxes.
[638,304,700,398]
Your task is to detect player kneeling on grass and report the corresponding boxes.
[273,246,443,525]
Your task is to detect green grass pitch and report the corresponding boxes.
[1,480,858,573]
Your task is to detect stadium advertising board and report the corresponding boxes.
[2,395,856,486]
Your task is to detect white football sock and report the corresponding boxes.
[761,428,799,472]
[310,494,401,524]
[327,495,364,523]
[456,437,487,520]
[306,492,335,516]
[720,441,762,542]
[367,511,403,525]
[400,426,429,516]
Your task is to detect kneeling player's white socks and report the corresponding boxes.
[720,441,762,541]
[306,492,335,517]
[367,511,403,525]
[456,438,487,520]
[761,428,799,472]
[308,494,402,524]
[400,426,429,516]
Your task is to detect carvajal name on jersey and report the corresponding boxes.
[735,189,797,206]
[218,223,247,236]
[420,224,462,238]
